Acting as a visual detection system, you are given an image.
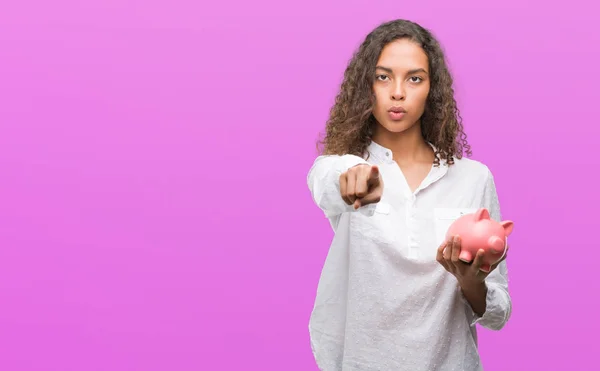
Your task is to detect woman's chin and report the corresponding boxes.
[377,121,414,134]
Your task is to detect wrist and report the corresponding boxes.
[459,278,487,294]
[459,279,488,317]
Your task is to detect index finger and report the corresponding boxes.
[436,239,449,262]
[367,165,380,186]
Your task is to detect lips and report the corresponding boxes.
[387,106,406,121]
[388,106,406,113]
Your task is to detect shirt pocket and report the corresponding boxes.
[354,201,396,245]
[432,207,478,247]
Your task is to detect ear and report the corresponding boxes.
[500,220,514,236]
[474,208,490,221]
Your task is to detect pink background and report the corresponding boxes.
[1,0,599,370]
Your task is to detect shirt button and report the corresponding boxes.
[385,152,390,157]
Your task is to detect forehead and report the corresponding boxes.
[376,38,428,72]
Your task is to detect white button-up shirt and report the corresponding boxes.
[307,140,511,371]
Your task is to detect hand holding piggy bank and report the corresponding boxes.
[445,208,514,272]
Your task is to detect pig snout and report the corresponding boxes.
[488,236,505,254]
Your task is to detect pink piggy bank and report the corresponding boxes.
[445,208,514,272]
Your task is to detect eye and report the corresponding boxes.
[409,76,423,83]
[376,74,390,81]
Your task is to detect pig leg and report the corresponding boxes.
[459,250,473,263]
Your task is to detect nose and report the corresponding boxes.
[391,81,405,101]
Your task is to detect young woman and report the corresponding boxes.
[307,19,512,371]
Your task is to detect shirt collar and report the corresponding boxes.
[367,140,448,166]
[366,140,394,163]
[366,139,449,193]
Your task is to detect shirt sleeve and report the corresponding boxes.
[463,167,513,330]
[307,154,378,219]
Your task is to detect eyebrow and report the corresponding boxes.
[375,66,428,75]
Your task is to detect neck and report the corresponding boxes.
[371,122,433,165]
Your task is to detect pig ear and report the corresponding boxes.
[501,220,514,236]
[474,208,490,221]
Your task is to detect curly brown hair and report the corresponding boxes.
[316,19,472,166]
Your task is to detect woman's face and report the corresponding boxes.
[371,38,431,135]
